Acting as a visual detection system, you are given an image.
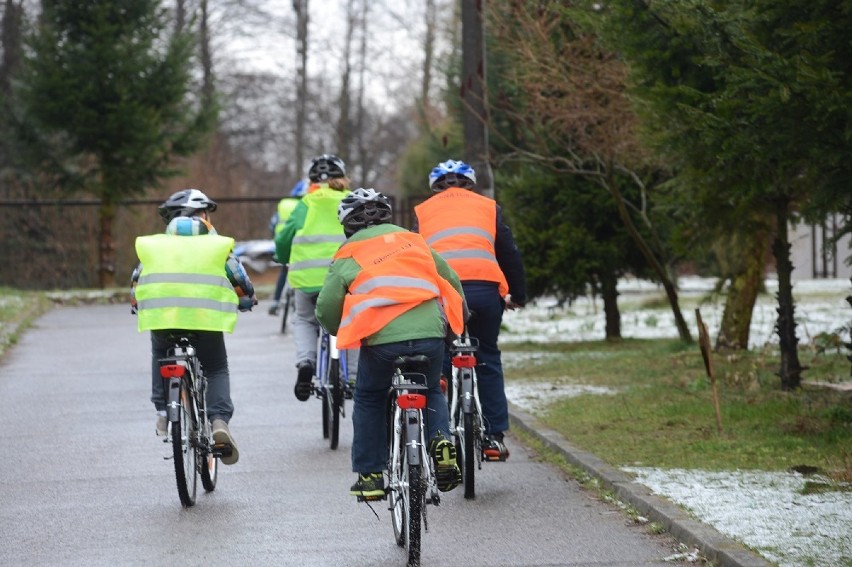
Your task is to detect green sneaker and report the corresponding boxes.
[430,436,461,492]
[350,473,385,500]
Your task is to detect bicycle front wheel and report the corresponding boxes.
[172,378,198,507]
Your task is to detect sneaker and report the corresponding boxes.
[483,433,510,462]
[155,414,168,437]
[350,472,385,500]
[294,360,314,401]
[430,436,461,492]
[211,419,240,465]
[268,303,280,316]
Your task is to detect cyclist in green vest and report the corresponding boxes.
[268,179,307,315]
[131,189,257,465]
[274,154,358,401]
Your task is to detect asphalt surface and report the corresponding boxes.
[0,302,770,566]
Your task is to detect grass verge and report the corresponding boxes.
[505,338,852,484]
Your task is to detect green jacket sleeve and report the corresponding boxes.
[274,200,308,264]
[315,257,353,335]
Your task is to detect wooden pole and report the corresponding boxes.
[696,308,723,433]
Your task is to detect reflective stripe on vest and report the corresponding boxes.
[288,187,346,289]
[134,233,238,333]
[332,231,464,349]
[414,187,509,296]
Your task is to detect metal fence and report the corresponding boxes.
[0,194,424,290]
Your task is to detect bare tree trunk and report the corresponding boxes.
[772,197,803,390]
[461,0,493,197]
[601,273,621,340]
[715,226,770,351]
[604,173,693,343]
[98,199,116,288]
[336,0,355,159]
[293,0,309,174]
[418,0,436,124]
[1,0,23,94]
[354,0,369,183]
[174,0,186,34]
[199,0,214,108]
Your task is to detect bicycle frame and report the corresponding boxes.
[448,331,487,499]
[386,356,440,565]
[315,329,350,449]
[158,335,219,506]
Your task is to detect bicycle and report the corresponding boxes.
[312,329,352,450]
[158,332,226,507]
[279,279,295,334]
[380,354,442,567]
[447,328,487,500]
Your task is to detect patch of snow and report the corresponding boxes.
[501,277,852,566]
[623,468,852,567]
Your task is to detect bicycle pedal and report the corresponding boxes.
[212,444,233,458]
[356,494,386,502]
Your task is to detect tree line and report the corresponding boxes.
[1,0,850,390]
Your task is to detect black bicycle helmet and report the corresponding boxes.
[158,189,217,224]
[338,188,392,237]
[308,154,347,182]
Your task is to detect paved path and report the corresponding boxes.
[0,304,764,566]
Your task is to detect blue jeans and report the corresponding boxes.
[446,283,508,436]
[351,338,449,474]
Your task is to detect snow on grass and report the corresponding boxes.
[499,277,852,566]
[623,467,852,567]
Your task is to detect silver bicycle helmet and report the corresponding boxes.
[308,154,347,182]
[338,188,392,237]
[158,189,217,224]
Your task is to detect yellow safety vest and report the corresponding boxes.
[288,187,346,289]
[274,197,300,235]
[134,234,238,332]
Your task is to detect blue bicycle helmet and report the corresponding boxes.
[290,179,308,197]
[428,159,477,192]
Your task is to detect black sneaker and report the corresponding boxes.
[268,303,280,316]
[483,433,509,461]
[430,436,461,492]
[350,472,385,500]
[294,361,314,401]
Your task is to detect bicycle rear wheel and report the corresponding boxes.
[172,378,198,507]
[200,420,218,492]
[280,286,293,333]
[329,358,342,450]
[462,412,476,499]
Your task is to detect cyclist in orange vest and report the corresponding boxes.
[413,160,527,461]
[316,188,466,499]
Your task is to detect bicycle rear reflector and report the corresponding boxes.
[397,393,427,410]
[160,364,187,378]
[451,354,476,368]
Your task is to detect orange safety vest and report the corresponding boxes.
[414,187,509,296]
[332,230,465,349]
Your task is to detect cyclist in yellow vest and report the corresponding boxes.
[268,179,307,315]
[316,188,466,498]
[414,160,527,462]
[274,154,358,401]
[131,189,257,465]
